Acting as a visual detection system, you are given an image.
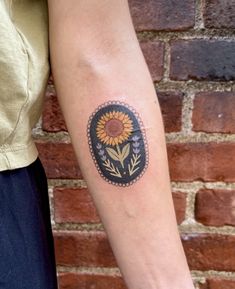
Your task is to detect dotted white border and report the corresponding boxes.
[87,100,149,187]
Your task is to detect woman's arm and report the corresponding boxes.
[48,1,194,288]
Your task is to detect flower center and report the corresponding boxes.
[105,118,124,137]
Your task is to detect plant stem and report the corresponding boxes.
[116,144,124,168]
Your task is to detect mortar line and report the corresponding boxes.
[162,40,171,81]
[52,221,235,235]
[179,223,235,235]
[48,179,235,190]
[137,29,235,42]
[48,179,87,188]
[172,181,235,193]
[195,0,204,29]
[181,91,195,135]
[172,181,235,194]
[57,266,121,276]
[155,80,235,91]
[184,191,197,221]
[49,186,55,226]
[56,266,235,279]
[192,270,235,279]
[52,223,104,231]
[166,132,235,143]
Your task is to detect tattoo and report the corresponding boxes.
[87,101,148,186]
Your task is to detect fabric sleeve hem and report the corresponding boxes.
[0,141,39,171]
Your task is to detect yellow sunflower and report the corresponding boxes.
[96,111,133,146]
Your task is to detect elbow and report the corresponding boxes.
[73,38,139,76]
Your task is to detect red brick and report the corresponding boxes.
[129,0,195,31]
[172,192,187,224]
[36,142,81,179]
[167,143,235,182]
[42,89,66,132]
[140,40,164,82]
[53,188,186,225]
[203,0,235,29]
[58,273,126,289]
[195,189,235,226]
[157,91,183,132]
[54,188,100,224]
[182,234,235,271]
[55,232,235,271]
[170,40,235,81]
[199,278,235,289]
[193,92,235,133]
[54,231,116,267]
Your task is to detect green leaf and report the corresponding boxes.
[106,147,120,161]
[121,143,130,161]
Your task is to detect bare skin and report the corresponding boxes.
[48,1,195,289]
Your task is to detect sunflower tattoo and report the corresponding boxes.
[96,111,133,146]
[87,101,148,186]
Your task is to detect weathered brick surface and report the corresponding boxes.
[36,142,81,179]
[129,0,195,31]
[53,188,186,224]
[192,92,235,133]
[140,40,164,82]
[157,91,183,132]
[54,188,100,224]
[54,231,116,267]
[199,278,235,289]
[172,192,187,224]
[42,89,66,132]
[182,234,235,271]
[58,273,126,289]
[170,40,235,81]
[195,189,235,226]
[203,0,235,29]
[167,143,235,182]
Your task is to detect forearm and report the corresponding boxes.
[48,1,194,288]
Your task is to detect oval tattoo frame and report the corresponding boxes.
[87,101,149,187]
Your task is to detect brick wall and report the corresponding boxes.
[34,1,235,288]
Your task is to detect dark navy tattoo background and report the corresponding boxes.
[87,102,148,186]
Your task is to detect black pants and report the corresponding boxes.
[0,158,58,289]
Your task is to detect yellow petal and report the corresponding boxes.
[99,120,106,125]
[119,113,126,121]
[100,132,107,139]
[103,136,110,144]
[118,135,125,143]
